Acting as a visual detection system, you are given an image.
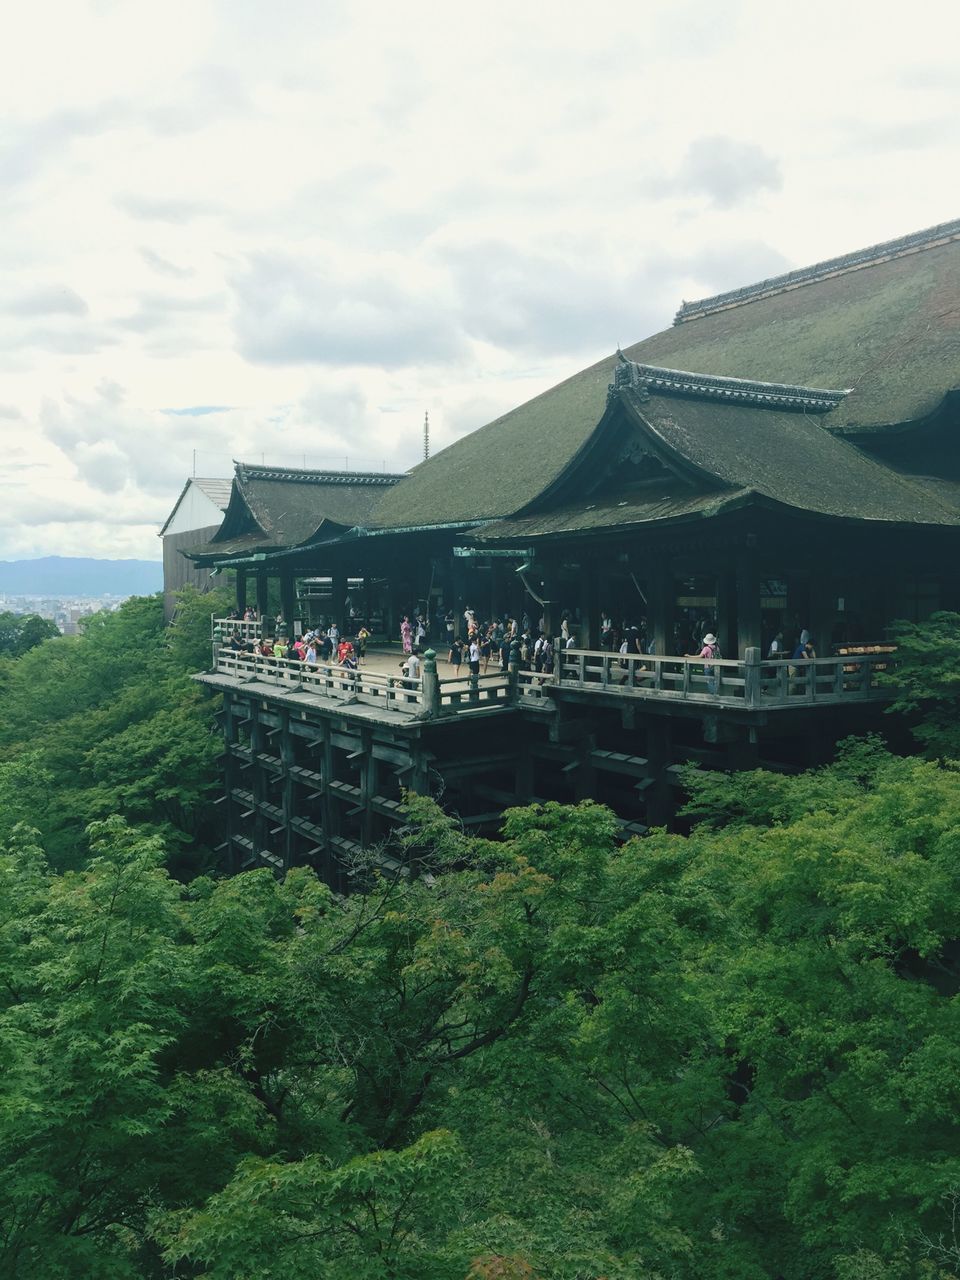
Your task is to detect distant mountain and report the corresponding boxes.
[0,557,162,597]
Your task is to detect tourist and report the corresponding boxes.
[356,625,370,664]
[688,632,721,694]
[448,637,463,675]
[468,636,481,676]
[400,615,413,654]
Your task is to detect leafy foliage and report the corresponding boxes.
[0,587,230,870]
[0,762,959,1277]
[884,611,960,759]
[1,609,960,1275]
[0,610,61,658]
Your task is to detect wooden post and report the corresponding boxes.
[744,646,761,707]
[256,571,269,623]
[332,573,347,630]
[649,557,671,658]
[508,638,520,704]
[421,649,441,718]
[279,711,295,871]
[580,557,599,649]
[735,541,762,658]
[280,573,296,637]
[236,568,247,615]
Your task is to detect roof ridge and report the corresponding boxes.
[234,461,405,486]
[674,216,960,324]
[611,356,851,413]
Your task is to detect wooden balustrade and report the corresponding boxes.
[209,645,895,716]
[555,648,895,707]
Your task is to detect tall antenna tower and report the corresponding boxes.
[423,410,430,460]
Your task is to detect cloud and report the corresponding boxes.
[1,286,88,316]
[0,101,124,191]
[115,291,225,335]
[162,405,235,416]
[230,250,468,368]
[139,247,195,279]
[116,193,224,223]
[646,135,782,209]
[437,237,679,357]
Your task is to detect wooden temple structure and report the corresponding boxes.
[188,218,960,881]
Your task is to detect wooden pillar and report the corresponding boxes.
[332,572,347,630]
[450,559,463,636]
[649,558,671,657]
[717,567,735,660]
[735,540,762,659]
[359,729,374,849]
[236,568,247,614]
[256,571,269,621]
[580,556,599,648]
[280,573,296,635]
[645,717,674,829]
[279,711,295,870]
[222,692,239,873]
[249,703,266,859]
[809,571,833,655]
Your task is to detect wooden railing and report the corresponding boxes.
[212,616,263,642]
[439,673,513,711]
[207,645,896,716]
[213,650,422,711]
[556,648,896,707]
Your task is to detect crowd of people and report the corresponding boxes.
[222,605,821,693]
[225,619,370,674]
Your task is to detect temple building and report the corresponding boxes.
[187,218,960,882]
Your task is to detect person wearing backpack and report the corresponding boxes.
[688,631,721,694]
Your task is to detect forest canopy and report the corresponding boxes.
[0,600,959,1277]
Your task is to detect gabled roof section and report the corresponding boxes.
[186,462,405,563]
[159,476,231,536]
[625,226,960,435]
[623,388,960,526]
[367,217,960,533]
[611,355,851,413]
[475,485,750,543]
[192,477,233,509]
[675,217,960,324]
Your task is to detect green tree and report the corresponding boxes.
[0,611,60,658]
[0,587,231,871]
[884,611,960,758]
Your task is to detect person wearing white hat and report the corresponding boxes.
[688,632,721,693]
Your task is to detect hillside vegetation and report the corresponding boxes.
[0,602,959,1277]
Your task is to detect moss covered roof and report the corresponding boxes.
[185,464,405,563]
[474,485,751,543]
[636,392,960,525]
[370,224,960,530]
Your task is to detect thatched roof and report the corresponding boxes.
[370,219,960,531]
[184,464,404,563]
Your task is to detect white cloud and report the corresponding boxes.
[0,0,958,559]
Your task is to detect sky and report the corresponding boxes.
[1,0,958,561]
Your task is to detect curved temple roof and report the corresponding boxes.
[369,219,960,533]
[189,219,960,564]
